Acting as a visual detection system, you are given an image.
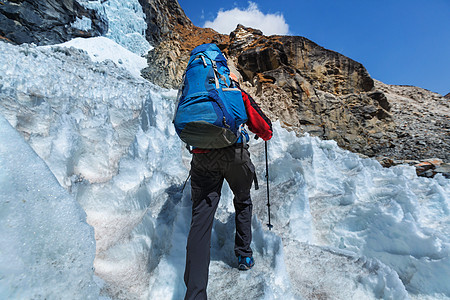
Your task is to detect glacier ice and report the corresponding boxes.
[71,16,93,32]
[0,114,99,299]
[77,0,152,56]
[1,37,449,299]
[264,127,449,299]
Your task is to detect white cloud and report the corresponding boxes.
[203,2,289,36]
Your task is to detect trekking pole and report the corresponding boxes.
[265,141,273,230]
[181,173,191,193]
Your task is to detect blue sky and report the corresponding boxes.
[178,0,449,96]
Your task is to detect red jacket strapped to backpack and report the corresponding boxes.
[240,86,273,141]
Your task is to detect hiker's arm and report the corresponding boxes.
[241,91,273,141]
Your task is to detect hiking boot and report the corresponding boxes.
[238,255,254,270]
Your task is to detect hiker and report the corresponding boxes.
[173,44,272,300]
[184,76,272,299]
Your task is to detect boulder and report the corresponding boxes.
[413,158,443,178]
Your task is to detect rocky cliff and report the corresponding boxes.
[224,25,395,158]
[0,0,107,45]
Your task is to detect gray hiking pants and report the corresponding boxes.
[184,145,255,300]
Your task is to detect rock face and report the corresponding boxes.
[374,81,449,161]
[0,0,107,45]
[230,27,374,96]
[445,92,450,99]
[137,0,192,45]
[225,25,395,157]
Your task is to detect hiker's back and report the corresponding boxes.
[173,43,247,149]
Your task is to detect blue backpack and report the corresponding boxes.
[173,43,248,149]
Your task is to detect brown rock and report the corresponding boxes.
[279,35,374,95]
[138,0,193,45]
[414,158,444,177]
[223,26,393,157]
[377,157,395,168]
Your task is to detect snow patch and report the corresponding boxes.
[54,37,148,79]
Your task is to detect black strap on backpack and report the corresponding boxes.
[253,172,259,190]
